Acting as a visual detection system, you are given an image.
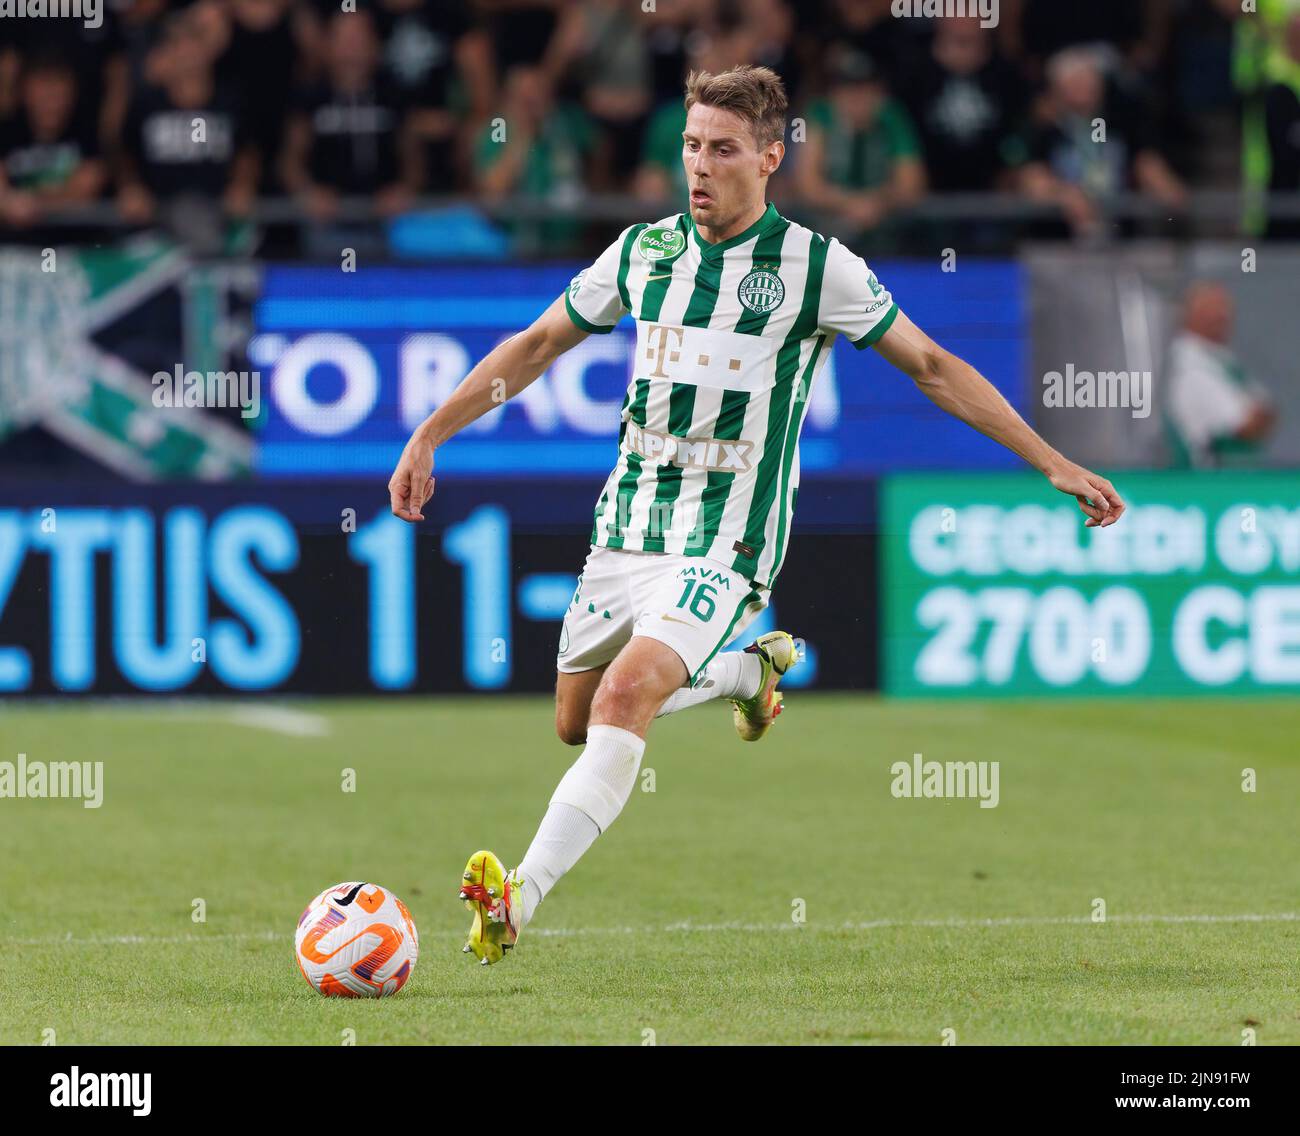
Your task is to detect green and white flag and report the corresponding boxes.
[0,239,253,479]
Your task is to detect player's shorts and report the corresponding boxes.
[556,546,769,685]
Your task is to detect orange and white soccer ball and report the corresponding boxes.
[294,882,419,997]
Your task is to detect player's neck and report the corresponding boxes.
[695,200,769,245]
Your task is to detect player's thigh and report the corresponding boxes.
[556,546,635,674]
[554,665,605,746]
[555,547,635,743]
[631,556,769,687]
[589,635,690,735]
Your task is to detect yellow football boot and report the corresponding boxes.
[458,850,522,965]
[731,630,799,742]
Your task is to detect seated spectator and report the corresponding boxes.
[543,0,654,188]
[818,0,917,85]
[737,0,800,109]
[793,49,926,241]
[0,55,106,232]
[473,64,595,252]
[645,11,691,111]
[0,0,129,152]
[281,9,421,229]
[116,9,259,247]
[373,0,494,191]
[896,15,1027,191]
[1165,282,1277,468]
[1017,47,1187,237]
[215,0,315,193]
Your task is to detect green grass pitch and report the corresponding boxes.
[2,694,1297,1045]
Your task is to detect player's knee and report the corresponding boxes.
[590,670,653,729]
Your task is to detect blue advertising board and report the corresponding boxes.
[0,480,876,697]
[251,260,1025,479]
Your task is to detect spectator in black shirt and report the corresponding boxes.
[215,0,316,192]
[817,0,924,88]
[0,55,107,232]
[1017,47,1186,237]
[374,0,493,191]
[281,9,421,228]
[117,9,259,228]
[0,3,130,154]
[896,16,1027,191]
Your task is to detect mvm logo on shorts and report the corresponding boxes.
[625,421,754,472]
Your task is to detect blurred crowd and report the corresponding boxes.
[2,0,1300,255]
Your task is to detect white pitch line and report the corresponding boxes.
[223,706,332,737]
[47,700,334,738]
[3,931,285,946]
[6,912,1297,947]
[534,911,1300,937]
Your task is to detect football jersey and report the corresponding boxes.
[563,202,898,589]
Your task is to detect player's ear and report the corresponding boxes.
[762,140,785,177]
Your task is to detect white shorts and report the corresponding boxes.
[556,546,769,684]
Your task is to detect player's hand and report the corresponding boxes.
[1045,459,1125,528]
[389,434,435,522]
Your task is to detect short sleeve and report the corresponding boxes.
[563,225,634,334]
[818,237,899,349]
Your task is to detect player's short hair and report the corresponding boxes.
[684,65,788,150]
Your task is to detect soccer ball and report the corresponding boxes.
[294,881,419,997]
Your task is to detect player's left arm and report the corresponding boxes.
[817,239,1123,527]
[873,310,1124,527]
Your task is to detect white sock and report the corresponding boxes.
[654,651,761,718]
[515,804,596,927]
[516,724,645,926]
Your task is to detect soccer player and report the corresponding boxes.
[387,66,1125,965]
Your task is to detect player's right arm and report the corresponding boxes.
[388,296,589,521]
[389,225,636,521]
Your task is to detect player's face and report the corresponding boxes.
[682,103,780,234]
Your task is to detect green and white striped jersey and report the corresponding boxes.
[563,202,898,588]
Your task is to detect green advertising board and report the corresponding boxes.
[882,471,1300,696]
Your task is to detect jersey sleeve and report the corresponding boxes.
[818,237,899,349]
[563,226,634,334]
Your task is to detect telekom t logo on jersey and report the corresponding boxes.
[645,323,744,380]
